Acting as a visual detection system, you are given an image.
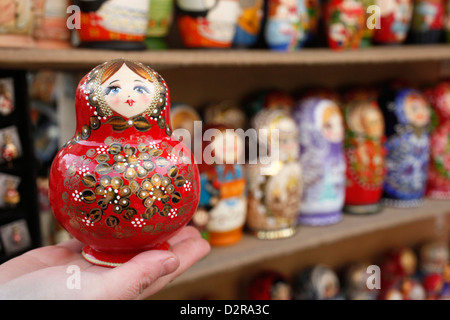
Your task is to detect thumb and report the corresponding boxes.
[99,250,180,300]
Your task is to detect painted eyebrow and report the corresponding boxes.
[134,80,145,83]
[109,80,120,85]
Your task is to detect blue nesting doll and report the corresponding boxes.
[378,87,431,208]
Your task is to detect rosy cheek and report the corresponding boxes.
[138,94,151,105]
[106,96,121,108]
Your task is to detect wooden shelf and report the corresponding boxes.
[169,199,450,287]
[0,44,450,70]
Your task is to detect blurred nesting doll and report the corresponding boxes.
[304,0,321,45]
[176,0,241,48]
[244,89,295,120]
[342,92,386,214]
[145,0,174,49]
[410,0,444,44]
[170,103,201,150]
[418,241,449,278]
[378,87,430,208]
[372,0,413,44]
[445,0,450,43]
[425,81,450,199]
[1,133,19,166]
[3,179,20,207]
[360,0,375,47]
[323,0,365,50]
[204,100,248,129]
[233,0,264,48]
[264,0,309,51]
[379,246,418,291]
[198,125,247,246]
[294,264,343,300]
[0,0,35,48]
[248,270,293,300]
[343,262,377,300]
[74,0,150,50]
[293,97,346,226]
[246,108,302,239]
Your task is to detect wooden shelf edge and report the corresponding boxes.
[169,199,450,286]
[0,45,450,70]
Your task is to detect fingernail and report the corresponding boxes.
[161,256,179,277]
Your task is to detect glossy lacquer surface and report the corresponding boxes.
[49,59,200,267]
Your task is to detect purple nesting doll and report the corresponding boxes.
[293,97,346,226]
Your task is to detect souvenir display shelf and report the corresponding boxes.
[1,45,450,299]
[0,45,450,70]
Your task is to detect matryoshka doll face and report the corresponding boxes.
[100,62,157,118]
[362,103,384,138]
[404,93,430,127]
[271,280,292,300]
[272,115,299,160]
[321,103,344,143]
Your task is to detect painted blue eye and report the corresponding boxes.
[134,86,149,94]
[105,86,121,95]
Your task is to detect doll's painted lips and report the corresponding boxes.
[126,99,135,107]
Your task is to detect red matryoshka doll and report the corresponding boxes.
[248,270,293,300]
[422,273,444,299]
[49,59,200,267]
[74,0,150,50]
[410,0,444,44]
[379,246,418,290]
[372,0,414,44]
[342,92,386,214]
[425,81,450,199]
[294,264,343,300]
[323,0,365,50]
[176,0,241,48]
[246,108,302,239]
[198,124,247,246]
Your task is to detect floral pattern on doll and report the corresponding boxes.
[383,89,430,201]
[65,135,191,232]
[345,99,385,188]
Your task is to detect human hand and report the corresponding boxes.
[0,226,210,300]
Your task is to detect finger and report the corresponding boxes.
[94,249,180,300]
[167,225,205,247]
[141,232,211,299]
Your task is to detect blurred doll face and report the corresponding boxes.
[101,64,156,118]
[212,130,244,164]
[322,104,344,143]
[404,93,430,127]
[362,106,384,138]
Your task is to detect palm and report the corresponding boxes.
[0,226,210,300]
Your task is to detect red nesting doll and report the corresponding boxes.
[49,59,200,267]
